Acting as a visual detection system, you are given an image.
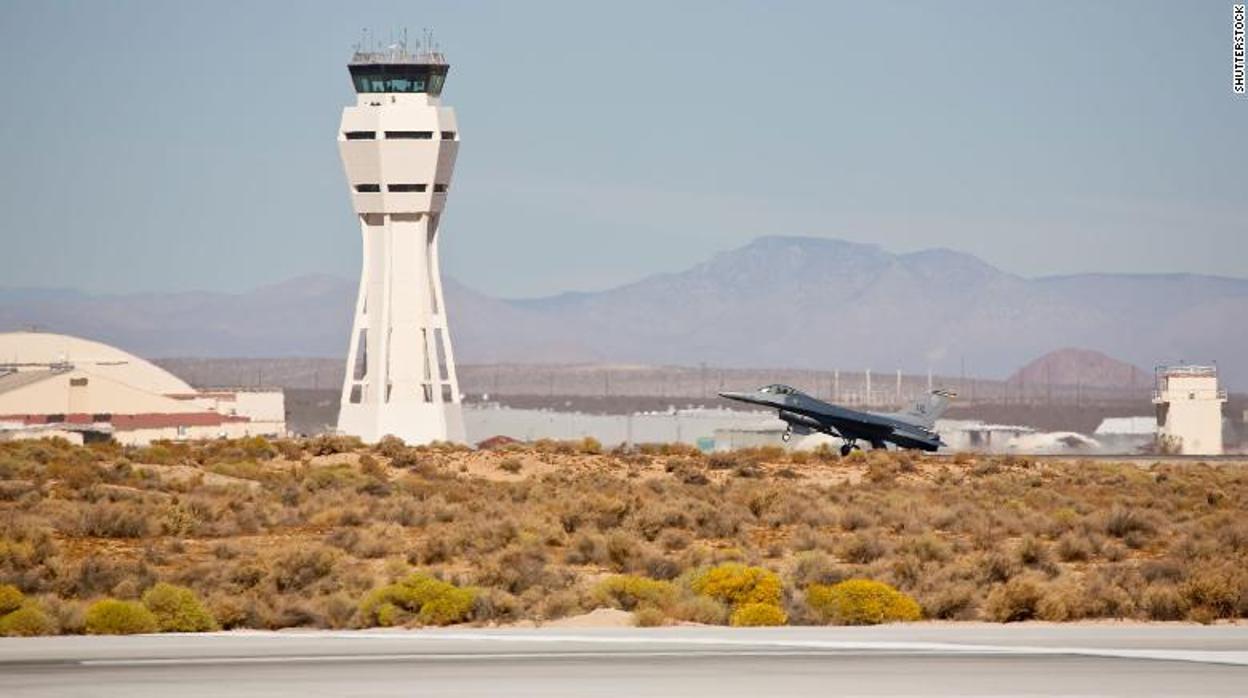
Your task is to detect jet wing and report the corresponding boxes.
[779,396,900,437]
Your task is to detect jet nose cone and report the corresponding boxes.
[718,391,746,400]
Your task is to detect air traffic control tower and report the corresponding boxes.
[335,39,464,444]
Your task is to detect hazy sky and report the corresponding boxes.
[0,1,1244,298]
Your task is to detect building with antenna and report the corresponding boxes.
[335,35,465,444]
[1153,364,1226,455]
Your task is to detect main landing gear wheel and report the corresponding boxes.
[839,441,860,457]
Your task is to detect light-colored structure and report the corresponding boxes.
[335,40,464,445]
[1153,364,1226,455]
[0,331,285,445]
[936,419,1035,453]
[1093,416,1158,454]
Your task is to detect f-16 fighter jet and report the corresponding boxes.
[719,384,955,456]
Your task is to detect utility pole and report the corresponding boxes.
[960,356,966,400]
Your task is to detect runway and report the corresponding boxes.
[3,624,1247,696]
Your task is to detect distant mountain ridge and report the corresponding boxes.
[2,236,1245,388]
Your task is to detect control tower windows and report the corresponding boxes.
[388,184,428,193]
[354,184,381,193]
[349,64,450,96]
[385,131,433,139]
[433,184,448,193]
[344,131,376,140]
[440,131,456,140]
[355,75,425,93]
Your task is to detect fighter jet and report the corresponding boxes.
[718,384,955,456]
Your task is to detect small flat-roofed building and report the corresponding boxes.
[1153,364,1226,455]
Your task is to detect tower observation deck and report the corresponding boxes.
[335,39,464,444]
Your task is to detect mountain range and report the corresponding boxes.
[2,236,1245,388]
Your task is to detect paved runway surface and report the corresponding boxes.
[3,624,1247,696]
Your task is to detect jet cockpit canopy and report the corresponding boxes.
[758,384,799,395]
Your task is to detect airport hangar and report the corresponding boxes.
[0,331,285,445]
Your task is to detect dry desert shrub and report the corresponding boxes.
[916,580,978,620]
[84,598,158,635]
[38,594,84,634]
[984,576,1046,623]
[535,588,586,620]
[269,544,340,593]
[578,437,603,455]
[0,604,55,636]
[1142,584,1188,621]
[806,579,921,625]
[594,575,678,611]
[730,602,788,626]
[0,587,57,637]
[690,563,782,608]
[51,556,157,599]
[307,434,364,456]
[327,523,404,559]
[1055,531,1095,562]
[374,435,407,459]
[788,551,846,588]
[357,573,476,627]
[633,605,668,627]
[71,502,154,538]
[1180,560,1248,621]
[899,533,952,564]
[0,583,23,614]
[141,582,217,632]
[473,545,559,595]
[839,532,887,564]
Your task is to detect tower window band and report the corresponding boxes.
[385,131,433,139]
[344,131,376,140]
[349,64,448,96]
[388,184,428,193]
[441,131,456,140]
[354,184,381,193]
[433,184,448,193]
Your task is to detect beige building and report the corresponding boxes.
[1153,364,1226,455]
[0,331,285,445]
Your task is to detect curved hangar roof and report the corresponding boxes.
[0,331,193,395]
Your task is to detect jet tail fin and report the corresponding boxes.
[896,389,956,429]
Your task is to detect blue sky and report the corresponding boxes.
[0,1,1243,298]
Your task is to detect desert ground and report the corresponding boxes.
[1,436,1247,636]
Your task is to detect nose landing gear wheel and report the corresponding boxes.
[839,441,858,457]
[781,427,791,443]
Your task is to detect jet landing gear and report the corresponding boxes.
[839,440,861,457]
[781,426,792,443]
